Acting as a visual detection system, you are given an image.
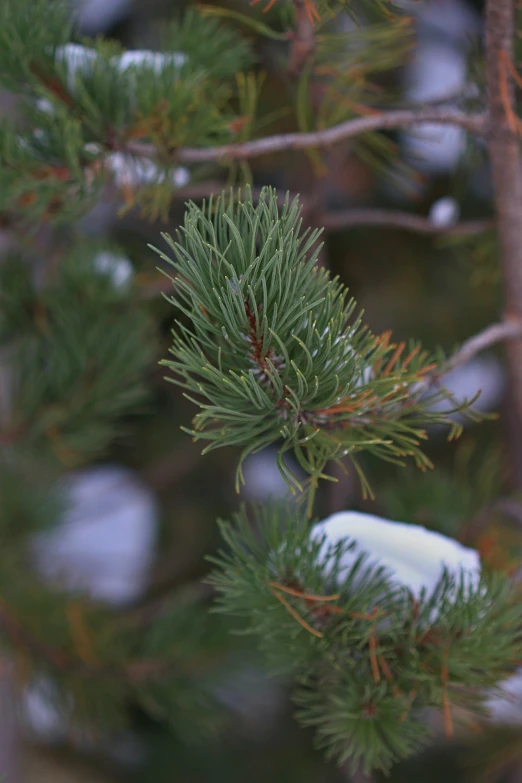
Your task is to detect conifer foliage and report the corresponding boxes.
[0,0,521,777]
[157,188,469,499]
[209,501,519,772]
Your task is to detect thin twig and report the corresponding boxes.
[125,108,487,163]
[288,0,316,75]
[321,209,495,236]
[404,320,522,407]
[401,86,482,109]
[271,586,324,637]
[148,185,496,242]
[443,319,522,375]
[269,581,340,601]
[0,597,199,684]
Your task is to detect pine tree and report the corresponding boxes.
[0,0,521,779]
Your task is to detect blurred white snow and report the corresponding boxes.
[429,354,505,424]
[92,250,134,289]
[31,464,158,606]
[74,0,132,35]
[485,670,522,725]
[240,448,304,501]
[429,196,460,227]
[402,0,480,173]
[311,510,481,599]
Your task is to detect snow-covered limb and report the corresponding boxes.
[104,153,190,190]
[44,44,192,191]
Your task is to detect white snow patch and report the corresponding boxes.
[429,196,460,227]
[75,0,131,34]
[116,50,187,73]
[93,250,133,289]
[31,464,158,606]
[485,670,522,725]
[54,43,99,92]
[311,510,480,599]
[403,44,467,172]
[22,678,71,743]
[241,448,303,501]
[105,152,190,190]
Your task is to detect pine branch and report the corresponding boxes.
[157,188,482,502]
[208,501,522,773]
[391,320,522,416]
[321,210,495,236]
[167,190,494,239]
[0,586,226,684]
[127,107,487,163]
[288,0,316,76]
[443,320,522,375]
[0,248,155,465]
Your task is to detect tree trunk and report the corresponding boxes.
[0,668,21,783]
[485,0,522,486]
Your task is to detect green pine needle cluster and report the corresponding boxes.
[208,501,522,773]
[0,0,255,223]
[0,246,154,467]
[157,187,471,499]
[0,235,245,743]
[0,547,236,740]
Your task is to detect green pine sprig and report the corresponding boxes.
[155,187,474,501]
[0,245,155,466]
[207,500,522,773]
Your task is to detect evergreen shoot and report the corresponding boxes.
[157,188,472,500]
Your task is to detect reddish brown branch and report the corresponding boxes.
[244,298,286,390]
[409,320,522,401]
[0,668,20,783]
[321,209,495,237]
[166,186,494,239]
[0,598,183,684]
[125,107,486,164]
[443,320,522,375]
[485,0,522,481]
[288,0,316,75]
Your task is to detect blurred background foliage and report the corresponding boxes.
[1,0,522,781]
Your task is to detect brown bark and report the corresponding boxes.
[485,0,522,484]
[288,0,315,75]
[0,668,20,783]
[125,107,486,163]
